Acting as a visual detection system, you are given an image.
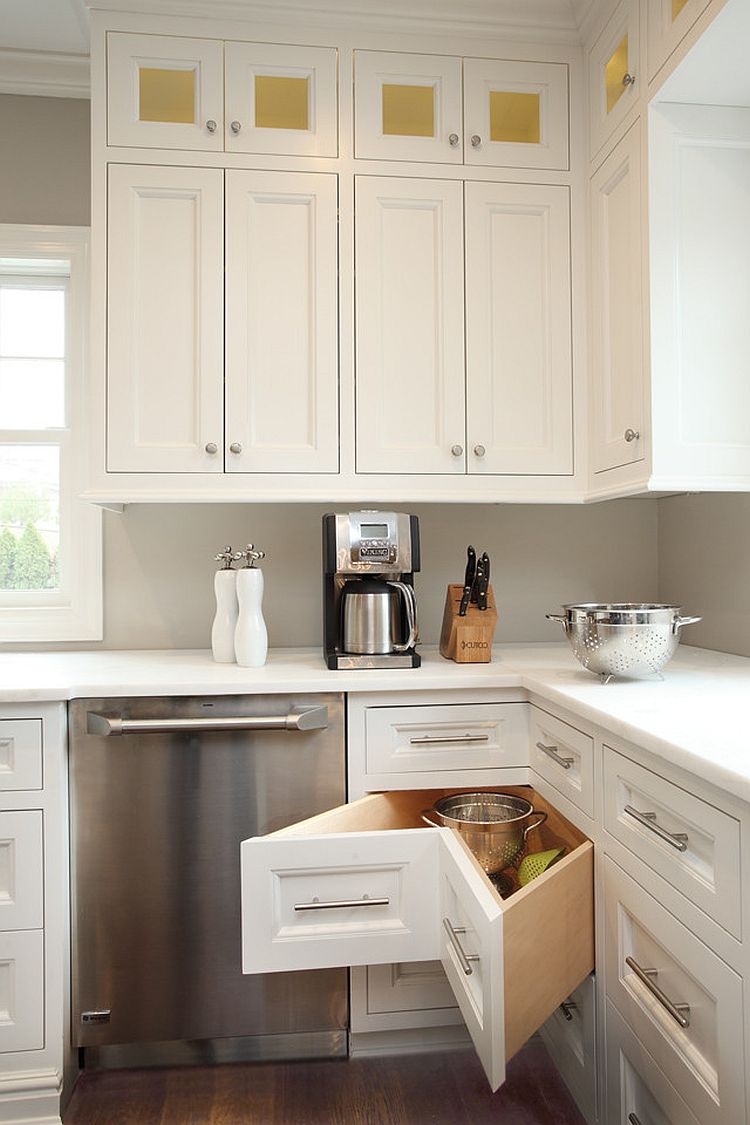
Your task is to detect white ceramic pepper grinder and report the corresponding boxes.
[234,544,268,667]
[211,546,238,663]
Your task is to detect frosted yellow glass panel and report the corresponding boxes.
[489,91,540,144]
[382,84,435,138]
[605,35,629,114]
[139,67,196,124]
[672,0,689,17]
[255,75,309,131]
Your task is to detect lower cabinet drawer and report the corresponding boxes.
[242,785,594,1092]
[539,973,597,1124]
[606,999,701,1125]
[604,856,745,1125]
[0,929,44,1052]
[530,706,594,817]
[0,719,43,791]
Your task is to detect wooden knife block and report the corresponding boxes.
[439,583,498,663]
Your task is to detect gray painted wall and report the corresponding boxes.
[0,94,90,226]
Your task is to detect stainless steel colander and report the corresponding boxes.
[421,792,547,874]
[546,603,702,682]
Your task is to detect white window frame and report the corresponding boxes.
[0,225,102,642]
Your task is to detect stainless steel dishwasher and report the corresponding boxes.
[68,693,347,1068]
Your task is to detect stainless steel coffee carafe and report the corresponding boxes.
[341,578,418,655]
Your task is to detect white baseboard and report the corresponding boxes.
[0,1070,62,1125]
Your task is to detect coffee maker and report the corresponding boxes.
[323,511,420,669]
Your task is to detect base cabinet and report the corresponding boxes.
[241,785,594,1092]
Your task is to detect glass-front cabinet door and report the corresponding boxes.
[107,32,224,151]
[224,43,337,156]
[588,0,639,162]
[354,51,463,163]
[647,0,711,81]
[463,59,569,170]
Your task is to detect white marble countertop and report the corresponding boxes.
[1,642,748,801]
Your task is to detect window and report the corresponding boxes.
[0,226,101,642]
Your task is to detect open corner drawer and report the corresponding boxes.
[241,785,593,1091]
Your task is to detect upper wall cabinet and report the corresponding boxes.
[588,0,640,162]
[107,33,337,156]
[647,0,712,82]
[354,51,569,170]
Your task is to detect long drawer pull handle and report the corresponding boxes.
[628,1115,643,1125]
[87,706,329,736]
[559,1000,577,1021]
[294,895,389,912]
[410,732,490,745]
[443,917,480,976]
[536,741,574,770]
[625,956,691,1028]
[623,805,689,852]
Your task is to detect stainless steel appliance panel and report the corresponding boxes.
[69,694,347,1051]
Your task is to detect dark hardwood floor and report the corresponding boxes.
[65,1040,586,1125]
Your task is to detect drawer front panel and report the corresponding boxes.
[365,702,529,776]
[0,719,43,791]
[603,747,741,937]
[606,999,702,1125]
[604,857,745,1125]
[530,707,594,817]
[242,829,440,973]
[0,810,43,931]
[0,929,44,1052]
[540,974,597,1124]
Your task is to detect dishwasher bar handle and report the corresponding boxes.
[86,705,329,737]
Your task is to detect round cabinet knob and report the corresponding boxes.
[205,119,217,134]
[448,133,460,147]
[473,444,486,458]
[622,72,636,87]
[471,134,482,148]
[451,444,464,457]
[624,428,640,443]
[230,120,242,135]
[229,442,242,454]
[205,442,218,454]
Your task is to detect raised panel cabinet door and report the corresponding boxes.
[647,0,711,82]
[354,51,463,163]
[107,32,224,151]
[590,122,646,474]
[0,930,44,1052]
[465,181,573,475]
[107,165,224,473]
[224,42,337,157]
[588,0,640,161]
[225,170,339,473]
[355,176,466,474]
[0,811,43,930]
[463,58,569,171]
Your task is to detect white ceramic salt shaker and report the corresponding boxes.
[234,545,268,667]
[211,546,238,664]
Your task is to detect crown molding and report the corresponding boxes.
[87,0,585,43]
[0,48,90,98]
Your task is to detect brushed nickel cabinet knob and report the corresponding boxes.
[451,444,463,457]
[229,442,242,454]
[230,120,242,135]
[448,133,459,147]
[622,72,636,87]
[205,120,217,134]
[471,134,482,148]
[624,428,640,443]
[205,442,218,454]
[473,444,486,457]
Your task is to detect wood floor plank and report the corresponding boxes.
[64,1042,586,1125]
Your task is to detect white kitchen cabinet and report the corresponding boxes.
[0,931,45,1053]
[539,975,597,1125]
[107,32,225,151]
[465,181,573,475]
[242,785,594,1092]
[647,0,712,82]
[108,164,339,474]
[356,176,574,477]
[354,176,466,474]
[107,163,224,473]
[588,0,640,163]
[0,811,43,932]
[529,707,594,818]
[107,32,337,157]
[463,58,569,170]
[224,170,339,473]
[0,719,43,791]
[354,50,462,163]
[224,42,337,157]
[589,120,646,476]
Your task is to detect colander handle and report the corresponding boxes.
[673,615,702,632]
[421,810,441,829]
[522,810,547,842]
[546,613,567,628]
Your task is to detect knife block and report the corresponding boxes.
[439,584,498,663]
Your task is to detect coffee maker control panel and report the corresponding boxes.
[335,511,415,574]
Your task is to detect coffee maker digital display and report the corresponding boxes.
[323,511,420,669]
